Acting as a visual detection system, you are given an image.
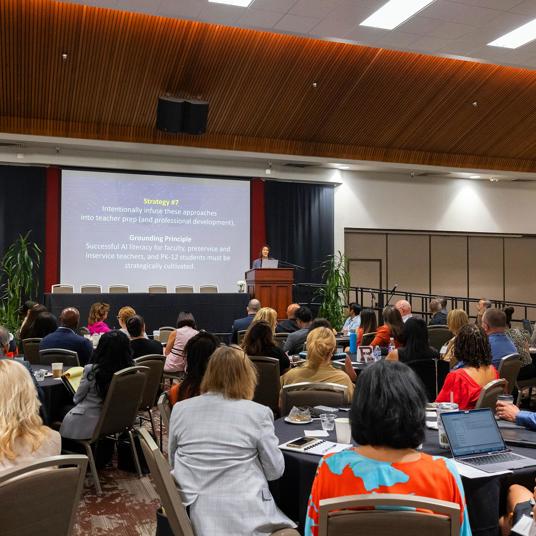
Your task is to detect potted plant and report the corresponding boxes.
[316,251,350,332]
[0,232,41,333]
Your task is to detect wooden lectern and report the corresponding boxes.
[245,268,293,319]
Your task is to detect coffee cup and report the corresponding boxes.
[51,362,63,378]
[335,417,352,444]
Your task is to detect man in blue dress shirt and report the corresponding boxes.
[482,308,517,369]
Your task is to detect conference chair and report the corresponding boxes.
[318,494,460,536]
[157,391,172,448]
[22,337,42,365]
[108,284,129,293]
[134,354,165,440]
[66,366,148,494]
[51,284,74,294]
[158,326,175,344]
[516,375,536,407]
[249,356,280,415]
[80,284,102,293]
[212,332,231,344]
[175,285,194,293]
[475,378,507,410]
[39,348,79,367]
[280,382,348,416]
[498,354,523,395]
[149,285,167,294]
[406,359,449,401]
[199,284,218,293]
[427,326,453,351]
[0,455,88,536]
[361,332,376,346]
[274,333,288,349]
[138,429,300,536]
[237,329,247,345]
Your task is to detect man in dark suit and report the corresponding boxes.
[40,307,93,365]
[429,299,447,326]
[231,299,261,343]
[283,306,313,354]
[277,303,300,333]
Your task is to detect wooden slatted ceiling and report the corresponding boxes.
[3,0,536,171]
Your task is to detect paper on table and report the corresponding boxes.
[425,411,436,419]
[454,461,512,479]
[304,430,329,438]
[511,514,536,536]
[426,421,438,430]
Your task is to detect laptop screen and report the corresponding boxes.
[261,259,278,268]
[441,409,506,457]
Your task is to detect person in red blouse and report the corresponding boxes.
[436,324,498,410]
[370,305,405,348]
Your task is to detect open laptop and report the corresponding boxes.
[261,258,278,268]
[441,408,536,473]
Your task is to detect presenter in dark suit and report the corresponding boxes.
[252,245,272,269]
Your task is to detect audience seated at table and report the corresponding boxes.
[231,298,261,343]
[442,309,469,366]
[370,305,405,348]
[252,306,280,333]
[168,345,296,536]
[60,330,134,440]
[127,314,163,359]
[341,302,361,335]
[283,306,313,355]
[19,303,47,341]
[277,303,300,333]
[395,299,413,323]
[31,311,58,339]
[304,360,470,536]
[504,306,535,380]
[117,306,136,338]
[164,311,198,374]
[40,307,93,366]
[436,324,498,410]
[242,320,290,374]
[0,360,61,475]
[168,331,219,406]
[87,302,111,335]
[280,327,354,403]
[356,308,377,345]
[429,298,448,325]
[482,308,517,368]
[387,317,439,363]
[496,398,536,431]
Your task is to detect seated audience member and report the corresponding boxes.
[87,302,111,335]
[356,308,378,345]
[0,326,15,357]
[504,306,535,380]
[436,324,498,410]
[442,309,469,365]
[277,303,300,333]
[127,314,163,358]
[500,484,536,536]
[281,327,354,403]
[19,303,47,341]
[252,307,279,333]
[117,306,136,337]
[60,331,133,440]
[309,317,336,335]
[482,308,517,369]
[342,303,361,335]
[242,321,290,374]
[164,312,198,373]
[18,300,37,337]
[283,306,313,355]
[497,399,536,431]
[429,299,447,325]
[0,360,61,475]
[168,332,219,406]
[231,298,261,343]
[168,345,296,535]
[305,360,470,536]
[476,298,492,327]
[40,307,93,365]
[370,305,405,348]
[32,312,58,338]
[387,317,439,363]
[395,299,412,323]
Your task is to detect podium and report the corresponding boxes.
[245,268,293,319]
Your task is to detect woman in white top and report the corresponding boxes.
[168,345,296,536]
[0,360,61,475]
[164,312,199,373]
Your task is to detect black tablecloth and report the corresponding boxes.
[44,292,249,333]
[273,414,536,535]
[32,365,73,423]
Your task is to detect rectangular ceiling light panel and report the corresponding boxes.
[360,0,436,30]
[208,0,254,6]
[488,18,536,49]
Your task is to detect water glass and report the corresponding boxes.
[320,413,336,432]
[34,369,46,382]
[497,394,514,405]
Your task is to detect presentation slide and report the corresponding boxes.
[61,170,250,292]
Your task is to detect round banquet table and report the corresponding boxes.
[31,364,73,423]
[272,412,536,535]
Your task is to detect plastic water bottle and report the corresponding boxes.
[349,331,357,354]
[388,337,396,353]
[373,345,381,361]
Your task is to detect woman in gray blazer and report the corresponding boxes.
[168,345,296,536]
[60,331,133,440]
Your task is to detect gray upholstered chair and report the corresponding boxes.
[498,353,523,395]
[249,356,280,415]
[22,338,42,365]
[475,378,507,409]
[149,285,167,294]
[280,382,347,416]
[175,285,194,293]
[199,284,218,293]
[108,284,129,293]
[427,326,453,351]
[39,348,79,367]
[134,354,165,439]
[51,284,74,294]
[80,284,102,293]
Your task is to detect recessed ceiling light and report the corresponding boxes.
[360,0,436,30]
[208,0,254,6]
[338,165,350,170]
[488,18,536,49]
[469,175,481,179]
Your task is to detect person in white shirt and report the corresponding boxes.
[395,299,413,323]
[342,303,361,335]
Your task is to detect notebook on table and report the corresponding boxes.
[61,366,84,395]
[279,437,351,456]
[441,408,536,473]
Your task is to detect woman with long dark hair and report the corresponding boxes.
[369,305,405,348]
[356,308,378,345]
[242,321,290,374]
[19,304,47,341]
[387,317,439,363]
[60,330,134,440]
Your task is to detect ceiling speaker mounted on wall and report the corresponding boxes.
[156,96,208,135]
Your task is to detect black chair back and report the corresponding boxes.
[406,359,449,401]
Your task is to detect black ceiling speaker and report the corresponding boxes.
[156,97,209,135]
[182,100,209,135]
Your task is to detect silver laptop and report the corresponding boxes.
[261,259,278,268]
[441,408,536,473]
